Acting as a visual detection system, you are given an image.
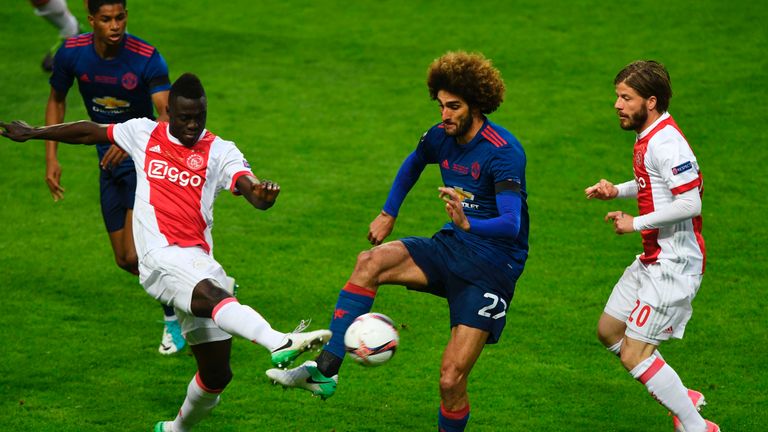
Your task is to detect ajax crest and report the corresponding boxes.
[186,154,205,170]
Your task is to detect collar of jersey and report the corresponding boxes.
[636,111,670,141]
[165,124,207,147]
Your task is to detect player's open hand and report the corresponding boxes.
[368,211,395,245]
[100,144,129,170]
[585,179,618,200]
[0,120,36,142]
[45,157,65,201]
[438,187,470,231]
[253,179,280,204]
[605,211,634,234]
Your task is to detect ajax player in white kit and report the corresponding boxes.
[585,61,719,432]
[0,73,331,431]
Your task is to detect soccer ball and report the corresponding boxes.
[344,313,399,367]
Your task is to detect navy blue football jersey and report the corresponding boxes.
[415,119,529,277]
[50,33,170,158]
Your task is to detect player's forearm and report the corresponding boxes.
[633,188,701,230]
[382,151,426,217]
[615,179,638,198]
[31,121,108,145]
[44,97,66,158]
[467,192,522,238]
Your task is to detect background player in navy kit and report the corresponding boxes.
[268,51,528,432]
[44,0,187,354]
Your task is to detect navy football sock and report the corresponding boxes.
[320,282,375,375]
[438,403,470,432]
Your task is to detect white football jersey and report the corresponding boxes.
[108,118,254,259]
[633,112,705,275]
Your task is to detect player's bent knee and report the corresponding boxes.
[353,249,385,282]
[439,364,466,394]
[199,368,233,391]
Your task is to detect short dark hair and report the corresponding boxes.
[88,0,126,15]
[614,60,672,113]
[427,51,505,114]
[170,73,206,102]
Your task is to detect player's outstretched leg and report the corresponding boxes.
[270,319,332,368]
[210,297,330,360]
[264,281,376,398]
[266,360,338,400]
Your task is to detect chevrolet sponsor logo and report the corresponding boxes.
[92,96,131,109]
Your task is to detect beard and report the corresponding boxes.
[620,104,648,131]
[446,110,474,138]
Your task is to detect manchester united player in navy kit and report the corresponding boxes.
[267,51,529,432]
[44,0,192,354]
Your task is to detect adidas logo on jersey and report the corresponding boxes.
[149,144,161,154]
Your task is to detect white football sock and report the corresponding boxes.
[172,374,220,432]
[35,0,79,37]
[630,355,706,432]
[211,299,284,350]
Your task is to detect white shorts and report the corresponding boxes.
[139,245,231,346]
[604,258,702,344]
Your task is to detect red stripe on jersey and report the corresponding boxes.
[638,357,666,384]
[126,36,153,50]
[125,40,154,57]
[65,34,93,47]
[484,126,508,146]
[144,124,214,253]
[670,178,701,195]
[229,170,253,195]
[437,124,445,128]
[634,139,661,265]
[693,215,706,273]
[481,130,503,148]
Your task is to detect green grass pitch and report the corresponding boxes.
[0,0,766,430]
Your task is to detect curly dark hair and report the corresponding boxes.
[427,51,505,114]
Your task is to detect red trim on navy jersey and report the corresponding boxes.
[481,130,503,147]
[343,282,376,298]
[484,125,507,146]
[638,357,666,384]
[125,37,155,57]
[64,34,93,48]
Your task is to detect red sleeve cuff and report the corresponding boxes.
[106,124,116,144]
[230,170,254,195]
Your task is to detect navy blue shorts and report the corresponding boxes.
[401,230,517,344]
[99,158,136,233]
